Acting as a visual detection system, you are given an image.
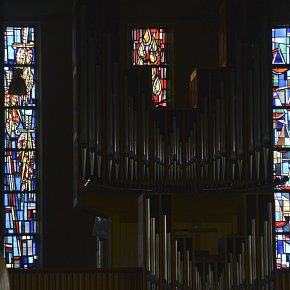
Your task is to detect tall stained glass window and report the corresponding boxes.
[272,26,290,268]
[132,28,170,107]
[3,26,39,268]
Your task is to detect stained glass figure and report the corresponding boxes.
[3,26,38,269]
[132,28,170,107]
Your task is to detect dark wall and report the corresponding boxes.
[40,15,96,268]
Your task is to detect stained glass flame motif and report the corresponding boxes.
[273,27,290,268]
[132,28,169,107]
[3,26,38,268]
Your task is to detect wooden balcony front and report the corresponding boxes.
[8,268,142,290]
[6,267,290,290]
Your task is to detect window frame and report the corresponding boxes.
[1,23,42,269]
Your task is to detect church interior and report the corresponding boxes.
[1,0,290,289]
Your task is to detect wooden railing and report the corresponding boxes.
[8,268,143,290]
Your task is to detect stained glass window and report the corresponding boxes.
[3,26,39,268]
[272,27,290,268]
[132,28,170,107]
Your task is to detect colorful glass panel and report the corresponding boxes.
[275,192,290,268]
[152,67,168,107]
[273,26,290,269]
[132,28,168,66]
[3,26,38,269]
[273,108,290,149]
[132,27,169,107]
[272,68,290,107]
[272,28,290,64]
[273,150,290,190]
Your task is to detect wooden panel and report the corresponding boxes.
[275,270,290,290]
[8,268,142,290]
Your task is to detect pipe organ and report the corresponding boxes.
[138,193,172,290]
[71,0,278,289]
[73,48,272,194]
[137,193,274,290]
[71,0,275,227]
[72,0,272,197]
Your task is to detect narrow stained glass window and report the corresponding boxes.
[132,27,170,107]
[3,26,39,268]
[272,26,290,268]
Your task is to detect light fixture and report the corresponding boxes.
[8,68,27,95]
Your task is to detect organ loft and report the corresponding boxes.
[1,0,290,289]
